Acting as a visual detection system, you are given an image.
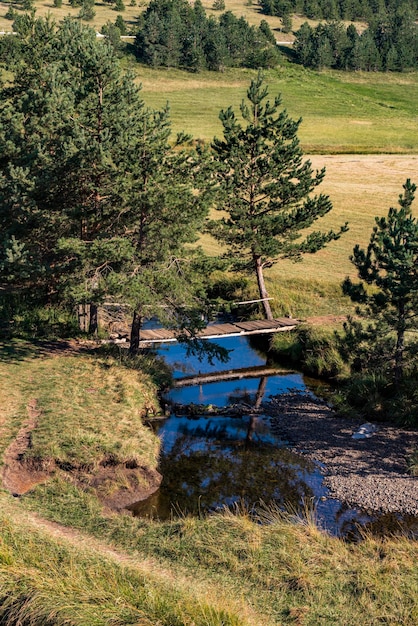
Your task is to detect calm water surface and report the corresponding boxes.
[130,335,418,539]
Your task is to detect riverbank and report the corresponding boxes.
[1,342,418,625]
[266,391,418,516]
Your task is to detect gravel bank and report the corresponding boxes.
[265,392,418,516]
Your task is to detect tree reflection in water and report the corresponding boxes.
[130,405,318,520]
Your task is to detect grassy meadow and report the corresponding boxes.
[2,453,418,625]
[0,342,162,499]
[129,64,418,317]
[198,153,418,316]
[3,0,418,313]
[136,66,418,154]
[0,343,417,625]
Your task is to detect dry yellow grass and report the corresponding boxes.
[278,154,418,282]
[0,0,142,31]
[0,0,287,32]
[200,155,418,286]
[0,0,366,39]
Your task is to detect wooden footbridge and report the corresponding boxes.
[138,317,299,345]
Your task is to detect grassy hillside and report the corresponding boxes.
[1,477,418,625]
[0,342,164,507]
[134,64,418,318]
[200,154,418,318]
[0,4,417,623]
[0,346,416,626]
[2,3,417,155]
[127,63,418,317]
[135,66,418,153]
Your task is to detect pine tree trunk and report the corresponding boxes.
[394,300,406,386]
[78,304,89,332]
[129,310,142,355]
[254,375,267,409]
[254,255,273,320]
[88,304,98,335]
[245,414,257,448]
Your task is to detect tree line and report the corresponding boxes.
[260,0,418,23]
[0,16,342,347]
[134,0,279,71]
[293,9,418,70]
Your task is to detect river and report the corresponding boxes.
[129,334,417,539]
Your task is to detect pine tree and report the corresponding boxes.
[114,115,212,352]
[207,74,347,320]
[0,17,212,342]
[342,179,418,385]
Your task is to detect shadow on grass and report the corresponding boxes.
[0,338,173,390]
[0,339,94,363]
[0,339,41,363]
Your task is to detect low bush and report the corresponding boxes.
[271,324,347,379]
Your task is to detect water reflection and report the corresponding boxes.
[130,345,322,522]
[129,413,318,520]
[130,335,418,539]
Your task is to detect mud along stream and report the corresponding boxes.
[128,334,418,539]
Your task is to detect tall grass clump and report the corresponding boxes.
[21,355,161,469]
[0,506,247,626]
[22,488,418,626]
[332,370,418,427]
[408,450,418,476]
[271,324,347,379]
[0,343,165,505]
[265,277,353,318]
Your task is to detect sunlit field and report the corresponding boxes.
[135,65,418,153]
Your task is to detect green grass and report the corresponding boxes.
[0,341,161,470]
[0,333,417,626]
[200,154,418,319]
[3,1,418,153]
[0,0,287,33]
[12,480,418,626]
[133,65,418,152]
[0,498,249,626]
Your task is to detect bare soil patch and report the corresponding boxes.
[2,399,54,496]
[305,315,348,326]
[33,339,98,358]
[1,394,162,509]
[266,392,418,515]
[83,464,162,511]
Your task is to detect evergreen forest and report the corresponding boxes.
[134,0,279,70]
[294,10,418,70]
[1,11,418,419]
[260,0,418,22]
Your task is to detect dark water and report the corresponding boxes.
[130,336,418,539]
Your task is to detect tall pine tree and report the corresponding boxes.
[207,74,347,319]
[0,17,213,345]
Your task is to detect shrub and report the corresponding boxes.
[272,324,346,379]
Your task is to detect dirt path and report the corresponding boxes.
[266,392,418,515]
[1,498,265,625]
[2,399,53,495]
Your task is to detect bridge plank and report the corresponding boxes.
[136,318,299,344]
